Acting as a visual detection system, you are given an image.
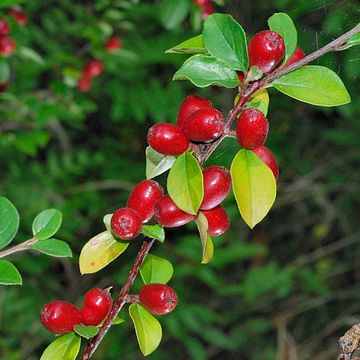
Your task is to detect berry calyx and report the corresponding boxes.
[0,18,10,36]
[285,46,305,67]
[200,165,231,210]
[253,145,279,181]
[8,8,27,26]
[111,208,142,240]
[154,195,195,227]
[139,284,178,315]
[177,94,212,129]
[183,107,225,142]
[0,36,15,56]
[81,288,113,326]
[201,205,230,236]
[147,123,189,156]
[248,30,285,73]
[236,108,269,150]
[105,36,123,52]
[84,59,104,78]
[40,301,81,334]
[77,76,91,92]
[127,180,164,223]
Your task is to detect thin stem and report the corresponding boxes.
[0,238,37,258]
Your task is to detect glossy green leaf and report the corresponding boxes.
[167,152,203,215]
[173,54,239,88]
[166,35,206,54]
[0,260,22,285]
[272,65,351,106]
[129,304,162,356]
[40,333,81,360]
[159,0,189,30]
[195,212,214,264]
[113,316,125,325]
[140,254,174,284]
[0,59,10,83]
[231,149,277,228]
[79,231,129,274]
[346,24,360,47]
[0,197,19,250]
[32,209,62,240]
[203,13,248,70]
[103,214,112,232]
[268,12,297,63]
[146,146,175,179]
[246,66,263,81]
[30,239,72,258]
[141,225,165,242]
[74,325,99,339]
[246,88,270,116]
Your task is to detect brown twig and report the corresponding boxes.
[0,238,38,258]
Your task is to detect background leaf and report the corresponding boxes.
[166,35,206,54]
[0,260,22,285]
[74,325,99,339]
[146,147,175,179]
[141,225,165,242]
[195,212,214,264]
[0,59,10,83]
[0,197,19,250]
[32,209,62,240]
[159,0,189,30]
[140,254,174,284]
[346,23,360,47]
[40,333,81,360]
[30,239,72,258]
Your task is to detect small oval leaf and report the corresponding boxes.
[167,152,204,215]
[32,209,62,240]
[141,225,165,242]
[166,35,206,54]
[146,146,176,179]
[30,239,72,258]
[129,304,162,356]
[140,254,174,284]
[195,212,214,264]
[74,325,99,339]
[40,333,81,360]
[0,259,22,285]
[245,88,270,116]
[231,149,277,228]
[79,231,129,275]
[0,197,19,250]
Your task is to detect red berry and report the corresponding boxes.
[285,46,305,67]
[105,36,123,52]
[81,288,113,326]
[111,208,142,240]
[193,0,208,5]
[84,59,104,78]
[236,108,269,150]
[177,94,212,128]
[253,146,279,181]
[237,71,245,82]
[0,36,15,56]
[183,107,224,142]
[8,8,27,26]
[127,180,164,223]
[77,76,91,92]
[0,18,10,36]
[200,165,231,210]
[0,82,9,92]
[201,205,230,236]
[248,30,285,73]
[147,123,189,156]
[201,1,214,19]
[40,301,81,334]
[154,195,195,227]
[139,284,178,315]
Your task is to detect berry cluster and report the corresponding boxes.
[193,0,214,19]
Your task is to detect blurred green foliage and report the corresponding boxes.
[0,0,359,359]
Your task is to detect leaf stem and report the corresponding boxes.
[0,238,37,258]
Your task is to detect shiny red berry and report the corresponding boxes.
[285,46,305,67]
[201,1,214,19]
[0,18,10,36]
[200,165,231,210]
[111,208,142,240]
[253,146,279,181]
[84,59,104,78]
[0,36,15,56]
[139,284,178,315]
[183,107,224,142]
[201,205,230,236]
[40,301,81,334]
[193,0,208,5]
[248,30,285,73]
[8,8,27,26]
[81,288,113,326]
[147,123,189,156]
[236,108,269,150]
[154,195,195,227]
[127,180,164,223]
[77,76,91,92]
[105,36,123,52]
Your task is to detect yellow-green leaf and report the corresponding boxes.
[40,333,81,360]
[231,149,276,228]
[195,212,214,264]
[140,254,174,284]
[246,88,270,116]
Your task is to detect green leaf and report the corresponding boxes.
[167,152,203,215]
[32,209,62,240]
[246,66,263,81]
[141,225,165,242]
[30,239,72,258]
[79,231,129,274]
[146,146,176,179]
[166,35,206,54]
[231,149,277,228]
[129,304,162,356]
[0,197,20,250]
[195,212,214,264]
[74,325,99,339]
[245,88,270,116]
[346,24,360,48]
[0,0,25,9]
[173,54,239,88]
[113,316,125,325]
[17,47,45,65]
[203,13,248,70]
[0,59,10,83]
[0,260,22,285]
[268,12,297,63]
[272,65,351,106]
[40,333,81,360]
[159,0,189,30]
[103,214,112,232]
[140,254,174,284]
